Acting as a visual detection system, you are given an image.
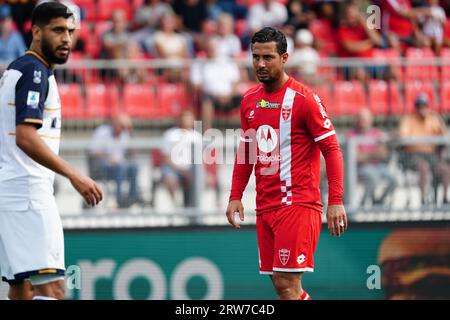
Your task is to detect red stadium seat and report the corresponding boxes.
[157,83,191,117]
[59,84,84,119]
[440,48,450,80]
[405,48,436,81]
[369,80,389,115]
[388,81,403,114]
[405,81,436,113]
[316,53,337,81]
[372,49,403,80]
[123,84,157,118]
[74,0,97,21]
[85,83,119,119]
[440,81,450,113]
[369,80,403,115]
[334,81,367,116]
[96,0,132,21]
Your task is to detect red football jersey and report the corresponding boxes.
[382,0,414,38]
[230,77,343,213]
[337,25,374,58]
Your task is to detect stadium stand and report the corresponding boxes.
[122,83,158,118]
[1,0,450,217]
[334,81,367,116]
[59,83,84,119]
[85,83,119,119]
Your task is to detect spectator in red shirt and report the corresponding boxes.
[337,3,384,81]
[309,1,338,56]
[381,0,430,53]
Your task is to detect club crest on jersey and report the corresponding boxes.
[256,99,279,109]
[281,106,291,121]
[279,249,290,266]
[33,70,42,84]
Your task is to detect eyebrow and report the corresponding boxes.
[252,53,276,57]
[51,25,76,32]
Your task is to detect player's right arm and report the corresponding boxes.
[14,63,102,207]
[226,98,255,229]
[16,125,102,206]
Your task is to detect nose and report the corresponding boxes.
[257,59,266,69]
[61,30,72,45]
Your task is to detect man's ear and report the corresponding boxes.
[281,52,289,64]
[31,25,42,42]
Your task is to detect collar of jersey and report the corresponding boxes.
[263,76,292,96]
[25,50,53,69]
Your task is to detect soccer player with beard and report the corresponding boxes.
[0,2,102,300]
[226,27,348,300]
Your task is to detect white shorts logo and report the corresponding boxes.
[27,90,40,109]
[256,125,278,153]
[297,254,306,265]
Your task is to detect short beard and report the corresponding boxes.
[258,77,276,84]
[41,37,70,65]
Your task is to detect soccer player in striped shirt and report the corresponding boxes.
[0,2,102,300]
[226,27,348,300]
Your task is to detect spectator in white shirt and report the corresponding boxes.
[247,0,288,35]
[216,13,242,58]
[419,0,446,54]
[88,114,141,208]
[190,36,241,130]
[160,109,202,207]
[290,29,321,85]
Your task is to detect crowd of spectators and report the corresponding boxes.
[4,1,450,62]
[3,0,450,90]
[1,0,450,209]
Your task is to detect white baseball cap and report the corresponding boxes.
[295,29,314,45]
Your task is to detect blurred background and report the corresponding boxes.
[0,0,449,300]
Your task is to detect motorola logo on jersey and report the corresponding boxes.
[256,125,278,153]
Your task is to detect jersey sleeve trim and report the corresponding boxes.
[23,118,44,124]
[44,106,61,111]
[272,267,314,273]
[314,130,336,142]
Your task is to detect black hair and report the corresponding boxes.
[31,1,73,27]
[251,27,288,55]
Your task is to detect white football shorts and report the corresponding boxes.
[0,192,65,284]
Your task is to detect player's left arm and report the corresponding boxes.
[303,92,348,237]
